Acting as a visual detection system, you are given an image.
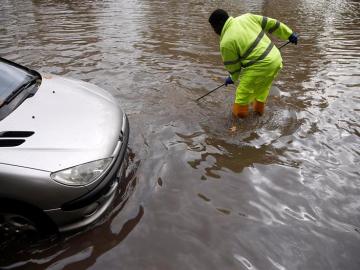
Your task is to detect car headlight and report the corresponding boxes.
[51,158,113,186]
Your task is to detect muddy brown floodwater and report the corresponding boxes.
[1,0,360,269]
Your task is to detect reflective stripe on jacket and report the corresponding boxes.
[220,13,293,81]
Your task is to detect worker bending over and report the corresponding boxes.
[209,9,298,118]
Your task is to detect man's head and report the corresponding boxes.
[208,9,229,35]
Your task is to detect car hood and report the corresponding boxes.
[0,74,124,172]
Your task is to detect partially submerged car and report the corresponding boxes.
[0,57,129,235]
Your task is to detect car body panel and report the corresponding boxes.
[0,163,89,209]
[0,74,124,172]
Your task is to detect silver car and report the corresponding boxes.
[0,57,129,236]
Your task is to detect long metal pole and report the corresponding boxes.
[196,83,226,101]
[278,40,291,50]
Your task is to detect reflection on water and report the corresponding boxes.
[0,0,360,269]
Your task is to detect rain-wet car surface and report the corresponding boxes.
[0,57,129,237]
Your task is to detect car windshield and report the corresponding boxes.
[0,61,36,106]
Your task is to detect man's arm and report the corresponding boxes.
[251,14,294,40]
[220,45,241,82]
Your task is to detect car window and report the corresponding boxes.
[0,62,34,103]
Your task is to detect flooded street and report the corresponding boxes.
[1,0,360,269]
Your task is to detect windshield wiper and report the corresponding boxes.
[3,76,39,105]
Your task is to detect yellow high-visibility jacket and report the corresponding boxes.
[220,13,294,82]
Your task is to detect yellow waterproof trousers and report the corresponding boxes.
[234,63,282,105]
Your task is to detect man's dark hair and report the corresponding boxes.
[208,9,229,35]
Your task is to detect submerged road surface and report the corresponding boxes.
[0,0,359,269]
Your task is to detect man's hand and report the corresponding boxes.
[225,76,234,86]
[289,32,298,45]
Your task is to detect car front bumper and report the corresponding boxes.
[44,115,129,232]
